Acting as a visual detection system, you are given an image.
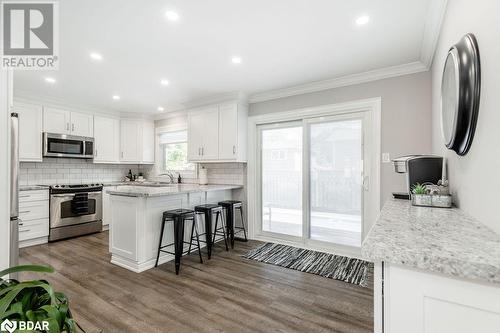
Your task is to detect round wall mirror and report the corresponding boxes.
[440,33,481,156]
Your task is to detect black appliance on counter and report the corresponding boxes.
[392,155,443,199]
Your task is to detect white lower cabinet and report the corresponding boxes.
[378,263,500,333]
[18,190,49,248]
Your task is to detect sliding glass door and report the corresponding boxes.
[260,123,303,237]
[308,117,363,247]
[258,113,366,249]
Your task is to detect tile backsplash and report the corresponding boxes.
[199,163,246,186]
[20,158,153,185]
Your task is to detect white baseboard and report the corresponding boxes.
[19,237,48,248]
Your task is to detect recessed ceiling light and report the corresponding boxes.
[45,77,56,84]
[160,79,169,86]
[157,106,164,112]
[90,52,103,61]
[355,15,370,26]
[112,95,120,100]
[165,10,179,22]
[231,56,242,64]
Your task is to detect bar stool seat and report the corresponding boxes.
[194,204,228,259]
[218,200,247,249]
[155,209,203,275]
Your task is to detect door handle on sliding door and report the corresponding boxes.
[362,175,370,191]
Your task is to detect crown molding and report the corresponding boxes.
[14,91,155,120]
[248,61,428,103]
[420,0,449,68]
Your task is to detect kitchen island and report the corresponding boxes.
[362,199,500,333]
[108,184,242,272]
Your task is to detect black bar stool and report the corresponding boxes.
[194,204,229,259]
[155,209,203,275]
[218,200,248,249]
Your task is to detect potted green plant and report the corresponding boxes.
[0,265,77,332]
[411,183,432,206]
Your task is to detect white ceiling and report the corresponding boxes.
[14,0,440,114]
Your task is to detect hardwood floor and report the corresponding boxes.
[20,232,373,333]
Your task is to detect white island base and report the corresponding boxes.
[109,186,236,272]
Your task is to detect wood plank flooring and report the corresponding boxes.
[19,232,373,333]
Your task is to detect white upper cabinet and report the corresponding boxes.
[70,112,94,137]
[43,107,93,137]
[120,119,154,164]
[15,104,43,162]
[94,116,120,163]
[43,107,71,134]
[187,101,247,162]
[218,103,239,160]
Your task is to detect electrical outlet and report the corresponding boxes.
[382,153,391,163]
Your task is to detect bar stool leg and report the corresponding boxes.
[214,210,229,251]
[155,218,167,267]
[239,206,248,241]
[204,211,213,259]
[193,218,203,264]
[226,206,235,249]
[187,216,196,255]
[173,216,185,275]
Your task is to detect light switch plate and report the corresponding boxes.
[382,153,391,163]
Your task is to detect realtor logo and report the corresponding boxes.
[1,1,59,69]
[0,319,16,333]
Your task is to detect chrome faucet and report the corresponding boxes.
[158,171,175,184]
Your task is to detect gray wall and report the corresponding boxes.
[431,0,500,233]
[250,71,433,207]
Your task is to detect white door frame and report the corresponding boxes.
[247,97,381,257]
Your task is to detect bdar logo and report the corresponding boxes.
[0,319,17,333]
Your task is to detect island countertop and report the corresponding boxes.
[107,184,243,197]
[362,199,500,285]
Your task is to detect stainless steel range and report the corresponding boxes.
[49,184,103,241]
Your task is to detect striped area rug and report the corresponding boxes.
[242,243,372,287]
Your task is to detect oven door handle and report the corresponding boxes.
[51,193,101,198]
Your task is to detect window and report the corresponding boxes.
[158,130,196,177]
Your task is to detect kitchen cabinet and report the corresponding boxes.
[43,107,71,134]
[43,107,94,137]
[187,101,247,162]
[18,189,49,248]
[120,119,155,164]
[70,111,94,137]
[379,263,500,333]
[14,104,43,162]
[94,116,120,163]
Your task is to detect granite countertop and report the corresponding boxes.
[107,184,243,197]
[20,185,49,191]
[362,199,500,285]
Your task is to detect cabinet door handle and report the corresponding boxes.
[19,210,30,214]
[121,152,124,158]
[66,123,70,131]
[72,123,75,131]
[19,195,30,198]
[95,149,98,157]
[201,147,204,156]
[198,147,201,156]
[20,229,30,233]
[233,145,236,154]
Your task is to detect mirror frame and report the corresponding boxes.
[440,33,481,156]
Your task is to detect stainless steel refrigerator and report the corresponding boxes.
[10,112,19,272]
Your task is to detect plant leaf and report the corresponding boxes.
[0,265,54,278]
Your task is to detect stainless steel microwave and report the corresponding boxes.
[43,133,94,159]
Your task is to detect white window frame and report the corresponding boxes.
[247,97,381,258]
[154,124,197,180]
